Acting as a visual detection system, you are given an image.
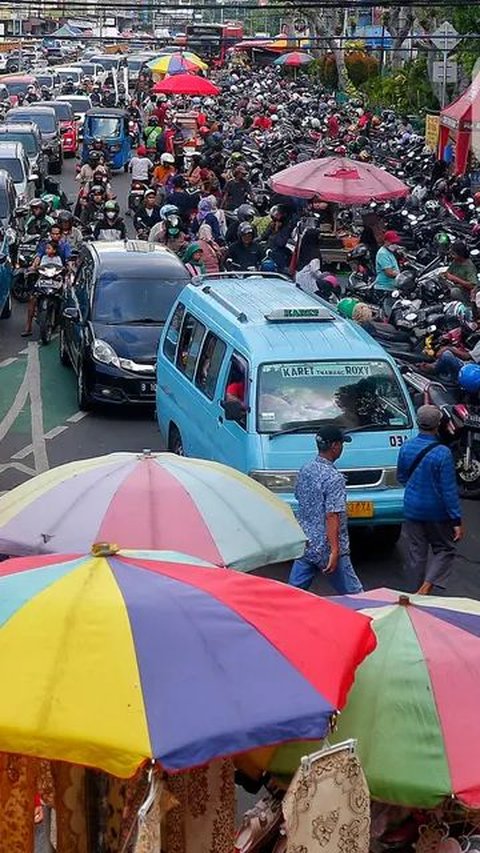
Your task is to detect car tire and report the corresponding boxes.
[59,326,70,366]
[0,292,12,319]
[77,360,91,411]
[168,424,184,456]
[375,524,402,552]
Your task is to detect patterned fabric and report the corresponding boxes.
[295,456,350,563]
[51,762,89,853]
[282,748,370,853]
[0,753,38,853]
[165,759,235,853]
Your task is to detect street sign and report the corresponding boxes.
[433,59,458,83]
[430,21,461,53]
[424,114,440,151]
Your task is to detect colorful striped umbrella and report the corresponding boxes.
[248,589,480,808]
[147,52,208,74]
[0,452,305,569]
[0,547,376,776]
[273,51,314,67]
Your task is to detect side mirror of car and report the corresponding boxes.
[221,399,245,422]
[63,306,80,322]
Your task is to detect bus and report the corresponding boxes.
[183,22,244,62]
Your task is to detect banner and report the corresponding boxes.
[425,114,441,151]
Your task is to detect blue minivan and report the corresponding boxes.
[156,275,417,546]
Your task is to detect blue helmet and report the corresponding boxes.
[458,363,480,393]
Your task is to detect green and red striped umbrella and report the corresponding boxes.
[252,589,480,809]
[273,51,314,67]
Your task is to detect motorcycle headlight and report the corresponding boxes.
[249,470,298,493]
[92,339,120,367]
[6,227,16,245]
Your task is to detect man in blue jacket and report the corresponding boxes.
[397,405,463,595]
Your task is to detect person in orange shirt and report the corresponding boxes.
[152,153,176,188]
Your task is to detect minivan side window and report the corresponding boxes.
[195,332,227,400]
[223,353,249,430]
[163,303,185,363]
[176,313,206,380]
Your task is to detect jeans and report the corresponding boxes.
[432,350,464,380]
[289,553,364,594]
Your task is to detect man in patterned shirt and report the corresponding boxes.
[289,426,363,594]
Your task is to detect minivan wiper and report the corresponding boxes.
[269,419,332,439]
[269,420,397,439]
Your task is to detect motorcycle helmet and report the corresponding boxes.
[30,198,47,215]
[57,210,74,227]
[395,271,416,294]
[425,199,439,214]
[160,203,179,220]
[104,200,119,219]
[236,204,255,222]
[337,297,359,319]
[148,116,159,126]
[238,221,254,238]
[434,231,451,250]
[445,300,473,323]
[160,152,175,165]
[136,145,148,156]
[458,363,480,394]
[92,137,104,149]
[90,184,105,198]
[314,272,340,298]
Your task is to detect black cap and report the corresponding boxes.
[316,426,352,449]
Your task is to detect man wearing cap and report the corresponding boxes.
[288,426,363,594]
[374,230,401,292]
[397,405,463,595]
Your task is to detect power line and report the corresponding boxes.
[5,0,480,9]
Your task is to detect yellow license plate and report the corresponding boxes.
[347,501,374,519]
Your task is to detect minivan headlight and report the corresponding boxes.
[92,338,120,367]
[250,470,298,492]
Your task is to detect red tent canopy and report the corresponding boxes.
[152,74,220,96]
[270,157,409,203]
[439,73,480,175]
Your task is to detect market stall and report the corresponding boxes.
[438,72,480,176]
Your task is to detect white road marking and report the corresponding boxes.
[18,348,29,355]
[27,342,49,474]
[11,444,33,460]
[0,362,29,444]
[0,461,36,476]
[66,411,89,423]
[43,425,68,440]
[0,357,17,368]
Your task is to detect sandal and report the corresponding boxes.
[235,794,282,853]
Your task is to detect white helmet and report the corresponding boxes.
[161,153,175,165]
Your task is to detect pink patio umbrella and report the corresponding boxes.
[270,156,410,203]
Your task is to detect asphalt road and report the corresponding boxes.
[1,157,480,600]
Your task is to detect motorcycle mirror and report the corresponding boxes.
[427,324,437,333]
[401,209,408,216]
[471,249,480,257]
[391,290,400,298]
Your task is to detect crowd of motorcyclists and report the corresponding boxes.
[5,54,480,487]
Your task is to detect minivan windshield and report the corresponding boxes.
[257,360,411,434]
[48,102,73,121]
[56,68,81,83]
[0,157,25,183]
[9,111,56,133]
[0,131,38,155]
[93,275,188,325]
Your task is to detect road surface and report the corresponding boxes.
[1,157,479,600]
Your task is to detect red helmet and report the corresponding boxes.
[136,145,148,157]
[199,126,210,136]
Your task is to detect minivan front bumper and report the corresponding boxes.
[282,488,404,526]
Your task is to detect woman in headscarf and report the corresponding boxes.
[182,242,206,277]
[205,193,227,238]
[193,197,221,240]
[197,223,222,273]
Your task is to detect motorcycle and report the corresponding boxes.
[403,369,480,496]
[34,264,65,345]
[12,235,39,303]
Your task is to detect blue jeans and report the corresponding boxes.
[288,553,363,594]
